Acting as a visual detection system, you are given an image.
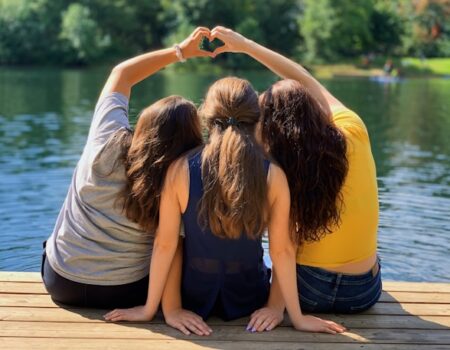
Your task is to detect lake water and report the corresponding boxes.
[0,67,449,282]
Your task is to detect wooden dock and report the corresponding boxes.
[0,272,449,349]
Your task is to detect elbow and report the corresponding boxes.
[269,245,296,266]
[153,236,178,255]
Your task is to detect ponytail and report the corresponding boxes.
[199,77,267,239]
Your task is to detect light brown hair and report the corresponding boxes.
[199,77,267,239]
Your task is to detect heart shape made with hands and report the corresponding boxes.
[199,36,225,53]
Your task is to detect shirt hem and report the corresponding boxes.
[296,249,377,269]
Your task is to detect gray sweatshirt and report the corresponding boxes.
[46,93,154,285]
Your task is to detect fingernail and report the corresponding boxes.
[246,326,251,331]
[265,327,271,331]
[251,327,256,333]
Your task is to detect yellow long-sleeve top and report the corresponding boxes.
[296,107,379,268]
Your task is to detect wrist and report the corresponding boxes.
[173,44,187,62]
[242,38,258,55]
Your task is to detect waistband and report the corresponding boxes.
[297,257,381,284]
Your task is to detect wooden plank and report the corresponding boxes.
[0,272,41,282]
[1,273,449,293]
[2,338,450,350]
[383,281,450,293]
[1,294,448,316]
[0,281,448,304]
[1,322,449,344]
[0,307,449,329]
[379,291,450,304]
[0,282,47,294]
[1,338,449,350]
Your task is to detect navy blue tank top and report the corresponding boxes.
[181,149,271,320]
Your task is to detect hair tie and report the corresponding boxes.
[227,117,238,127]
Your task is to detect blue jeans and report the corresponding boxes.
[296,259,382,314]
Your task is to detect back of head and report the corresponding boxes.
[199,77,267,239]
[259,79,348,244]
[119,95,202,233]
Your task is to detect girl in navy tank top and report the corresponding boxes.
[107,75,345,336]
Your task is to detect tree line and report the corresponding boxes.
[0,0,448,66]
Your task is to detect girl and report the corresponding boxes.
[209,27,381,328]
[42,27,212,310]
[106,76,345,336]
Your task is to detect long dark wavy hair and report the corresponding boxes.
[259,79,348,244]
[110,96,202,233]
[199,77,267,239]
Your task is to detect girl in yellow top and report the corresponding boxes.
[210,27,381,328]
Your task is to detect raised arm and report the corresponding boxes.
[210,27,344,114]
[101,27,213,99]
[265,164,345,334]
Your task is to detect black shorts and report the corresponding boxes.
[41,241,148,309]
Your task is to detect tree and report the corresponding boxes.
[59,3,109,64]
[300,0,374,61]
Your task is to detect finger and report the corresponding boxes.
[210,29,227,41]
[247,315,258,331]
[103,309,119,318]
[326,321,346,332]
[194,26,210,34]
[190,318,211,335]
[256,317,273,332]
[323,325,337,334]
[175,322,191,336]
[104,311,120,320]
[183,321,204,336]
[212,46,228,57]
[193,29,210,41]
[212,26,227,32]
[110,315,126,322]
[195,49,216,57]
[251,314,266,332]
[266,318,280,331]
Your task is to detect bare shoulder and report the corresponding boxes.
[166,157,189,189]
[267,163,290,207]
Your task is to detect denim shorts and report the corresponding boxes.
[296,258,382,314]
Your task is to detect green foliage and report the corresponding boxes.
[301,0,374,62]
[0,0,447,66]
[59,4,109,64]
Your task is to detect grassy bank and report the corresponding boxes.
[311,57,450,79]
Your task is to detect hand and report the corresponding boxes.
[103,305,154,322]
[247,307,284,332]
[179,27,215,60]
[210,26,250,56]
[165,308,212,336]
[293,315,346,334]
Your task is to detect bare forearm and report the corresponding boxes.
[144,239,179,316]
[267,271,285,312]
[101,48,178,99]
[114,48,178,88]
[271,249,303,325]
[243,40,331,114]
[161,240,183,314]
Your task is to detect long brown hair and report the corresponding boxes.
[113,96,202,233]
[259,79,348,244]
[199,77,267,239]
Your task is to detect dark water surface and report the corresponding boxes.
[0,67,449,281]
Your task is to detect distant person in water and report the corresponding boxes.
[384,59,394,75]
[205,27,381,328]
[42,28,212,309]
